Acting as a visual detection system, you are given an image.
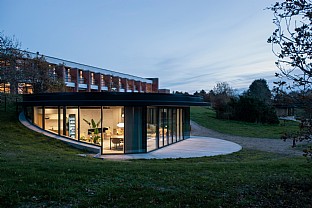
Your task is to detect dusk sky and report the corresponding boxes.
[1,0,278,93]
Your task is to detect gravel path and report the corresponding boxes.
[190,120,305,156]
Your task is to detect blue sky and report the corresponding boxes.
[1,0,278,93]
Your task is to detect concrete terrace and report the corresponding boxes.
[96,136,242,160]
[19,113,242,160]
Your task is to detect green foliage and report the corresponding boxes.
[193,89,211,102]
[303,146,312,162]
[0,32,65,94]
[231,79,278,124]
[247,79,272,105]
[0,93,22,112]
[210,79,278,124]
[83,118,101,143]
[268,0,312,92]
[281,118,312,160]
[210,82,235,119]
[268,0,312,119]
[191,106,296,138]
[230,96,279,124]
[0,105,312,207]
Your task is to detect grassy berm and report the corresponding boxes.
[0,105,312,207]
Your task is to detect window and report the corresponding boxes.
[147,107,158,151]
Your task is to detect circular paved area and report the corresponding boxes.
[190,121,305,156]
[97,136,242,160]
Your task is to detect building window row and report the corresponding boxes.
[59,66,155,93]
[0,82,33,94]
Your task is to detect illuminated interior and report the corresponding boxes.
[33,106,125,154]
[31,106,187,154]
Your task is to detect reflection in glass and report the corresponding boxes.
[147,107,157,151]
[34,106,42,128]
[172,108,177,143]
[159,108,164,148]
[168,108,173,145]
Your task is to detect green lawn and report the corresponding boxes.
[191,106,299,139]
[0,103,312,207]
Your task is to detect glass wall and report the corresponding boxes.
[147,107,158,151]
[18,83,33,94]
[24,106,34,123]
[172,108,177,143]
[183,107,191,139]
[167,108,173,145]
[177,109,183,141]
[44,107,60,134]
[65,107,79,139]
[159,108,164,148]
[34,106,43,128]
[30,105,189,154]
[102,106,124,154]
[80,107,101,144]
[146,107,186,152]
[0,83,10,93]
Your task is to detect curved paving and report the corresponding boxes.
[97,137,242,160]
[19,112,242,160]
[190,120,304,156]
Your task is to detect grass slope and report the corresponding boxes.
[0,105,311,207]
[191,106,299,139]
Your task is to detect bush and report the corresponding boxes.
[229,96,279,124]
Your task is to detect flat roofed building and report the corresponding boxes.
[21,92,207,154]
[3,50,208,154]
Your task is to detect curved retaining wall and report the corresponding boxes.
[19,112,100,154]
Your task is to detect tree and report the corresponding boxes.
[193,89,211,102]
[268,0,312,92]
[0,32,24,94]
[230,95,279,124]
[29,53,65,93]
[268,0,312,159]
[247,79,272,105]
[210,82,235,119]
[229,79,279,124]
[212,82,235,96]
[0,32,65,93]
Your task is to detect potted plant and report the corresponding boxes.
[83,118,101,144]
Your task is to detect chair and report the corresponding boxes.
[110,137,122,150]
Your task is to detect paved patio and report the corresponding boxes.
[96,136,242,160]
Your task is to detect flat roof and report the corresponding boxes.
[21,92,208,107]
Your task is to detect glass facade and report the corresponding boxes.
[17,83,33,94]
[44,106,61,134]
[30,105,189,154]
[147,107,158,152]
[102,106,124,154]
[0,83,10,93]
[24,106,34,123]
[146,107,187,152]
[80,107,101,144]
[34,106,43,128]
[0,83,33,94]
